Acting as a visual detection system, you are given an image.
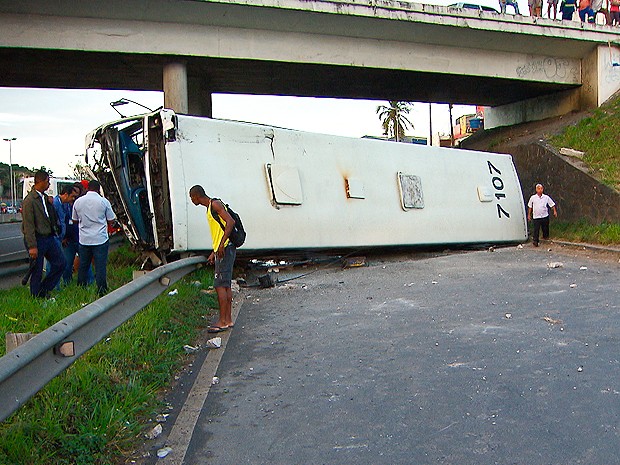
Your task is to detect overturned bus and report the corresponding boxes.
[86,109,527,259]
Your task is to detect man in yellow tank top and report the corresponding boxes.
[189,185,237,332]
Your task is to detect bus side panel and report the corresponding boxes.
[163,116,527,253]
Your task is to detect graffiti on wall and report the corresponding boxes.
[603,49,620,84]
[516,57,579,81]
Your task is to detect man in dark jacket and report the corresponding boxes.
[21,170,66,298]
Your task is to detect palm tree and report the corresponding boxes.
[376,101,414,142]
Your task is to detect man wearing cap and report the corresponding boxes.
[527,183,558,247]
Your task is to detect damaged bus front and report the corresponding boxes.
[86,111,175,258]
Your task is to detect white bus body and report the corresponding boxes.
[87,110,527,255]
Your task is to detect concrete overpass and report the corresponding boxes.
[1,0,620,127]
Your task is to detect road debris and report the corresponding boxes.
[547,262,564,268]
[145,423,162,440]
[206,337,222,349]
[570,283,577,288]
[258,271,278,288]
[157,447,172,458]
[580,266,588,270]
[183,344,199,353]
[505,313,512,319]
[212,376,220,385]
[155,413,169,422]
[542,316,563,325]
[342,256,367,269]
[577,366,584,372]
[560,147,585,158]
[168,289,178,296]
[516,244,524,249]
[277,283,298,290]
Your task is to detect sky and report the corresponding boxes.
[0,0,576,178]
[0,0,542,179]
[0,87,476,178]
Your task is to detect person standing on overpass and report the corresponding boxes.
[527,183,558,247]
[189,185,237,333]
[499,0,521,13]
[561,0,577,19]
[529,0,543,15]
[547,0,559,18]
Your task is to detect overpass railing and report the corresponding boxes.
[0,256,207,422]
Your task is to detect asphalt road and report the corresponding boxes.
[172,244,619,465]
[0,221,26,264]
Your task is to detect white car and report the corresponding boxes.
[448,2,500,13]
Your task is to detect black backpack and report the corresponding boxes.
[211,199,246,248]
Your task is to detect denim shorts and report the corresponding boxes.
[214,244,236,288]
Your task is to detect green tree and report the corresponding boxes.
[376,101,414,142]
[37,166,53,176]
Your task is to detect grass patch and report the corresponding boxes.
[0,242,217,464]
[550,98,620,191]
[550,220,620,245]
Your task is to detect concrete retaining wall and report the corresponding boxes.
[509,143,620,223]
[0,213,20,224]
[484,89,581,129]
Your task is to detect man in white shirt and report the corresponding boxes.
[527,183,558,247]
[72,179,116,295]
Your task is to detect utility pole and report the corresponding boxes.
[3,138,17,209]
[448,104,454,147]
[428,103,433,146]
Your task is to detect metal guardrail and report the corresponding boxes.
[0,255,207,422]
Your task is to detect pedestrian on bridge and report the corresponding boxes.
[561,0,577,18]
[527,183,558,247]
[547,0,559,19]
[499,0,522,13]
[578,0,596,21]
[530,0,543,16]
[611,0,620,24]
[189,185,236,333]
[21,170,66,298]
[72,179,116,296]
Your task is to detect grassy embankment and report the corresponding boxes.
[548,97,620,245]
[551,220,620,246]
[0,243,217,465]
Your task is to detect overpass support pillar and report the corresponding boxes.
[582,44,620,108]
[188,77,213,118]
[163,62,188,114]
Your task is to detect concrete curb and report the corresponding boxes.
[156,292,244,465]
[549,239,620,254]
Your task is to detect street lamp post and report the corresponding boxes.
[3,137,17,211]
